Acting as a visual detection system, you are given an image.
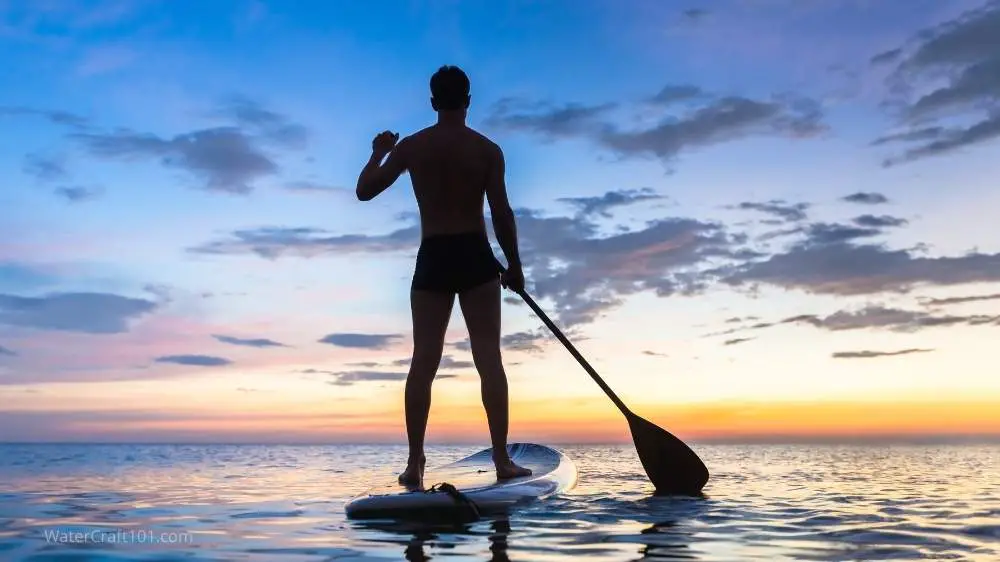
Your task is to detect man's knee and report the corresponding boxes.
[410,347,443,374]
[471,347,503,377]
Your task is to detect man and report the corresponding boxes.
[355,65,532,486]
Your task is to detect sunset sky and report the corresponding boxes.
[2,0,999,444]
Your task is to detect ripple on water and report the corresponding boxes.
[1,443,998,561]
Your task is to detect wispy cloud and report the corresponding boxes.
[0,344,16,356]
[283,181,347,195]
[0,292,158,334]
[52,185,102,203]
[318,333,403,350]
[852,214,908,228]
[832,348,934,359]
[734,199,810,223]
[73,127,279,194]
[22,153,67,182]
[708,304,999,340]
[922,292,1000,306]
[154,354,233,367]
[189,225,420,259]
[557,187,664,218]
[874,2,1000,165]
[724,236,1000,297]
[842,192,889,205]
[212,95,309,149]
[327,370,457,387]
[0,107,88,129]
[212,334,287,348]
[485,85,826,166]
[69,97,308,194]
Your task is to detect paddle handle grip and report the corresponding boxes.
[499,265,632,416]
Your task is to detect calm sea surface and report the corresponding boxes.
[0,443,997,561]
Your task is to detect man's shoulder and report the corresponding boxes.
[466,127,501,154]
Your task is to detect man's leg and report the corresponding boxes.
[399,289,455,486]
[458,279,532,479]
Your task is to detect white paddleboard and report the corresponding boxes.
[345,443,577,519]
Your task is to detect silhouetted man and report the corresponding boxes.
[356,65,532,486]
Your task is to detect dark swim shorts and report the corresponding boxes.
[411,232,501,294]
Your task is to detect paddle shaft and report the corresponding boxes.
[511,288,633,417]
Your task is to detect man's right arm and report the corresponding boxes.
[485,144,522,272]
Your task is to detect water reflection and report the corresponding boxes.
[353,517,513,561]
[351,496,710,561]
[638,520,700,560]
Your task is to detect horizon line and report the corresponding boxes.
[3,435,1000,446]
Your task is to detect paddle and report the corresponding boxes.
[502,274,710,495]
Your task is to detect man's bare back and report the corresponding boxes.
[400,124,497,238]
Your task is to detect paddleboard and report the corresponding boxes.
[345,443,577,519]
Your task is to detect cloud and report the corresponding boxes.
[734,199,810,222]
[709,304,999,341]
[283,181,347,194]
[485,87,825,165]
[724,234,1000,296]
[842,192,889,205]
[922,292,1000,306]
[681,8,710,22]
[327,370,457,387]
[643,350,668,357]
[388,355,475,370]
[154,354,232,367]
[52,185,101,203]
[23,153,67,182]
[483,98,617,140]
[881,116,1000,167]
[852,214,908,228]
[782,305,998,332]
[874,2,1000,164]
[212,95,309,149]
[318,333,402,350]
[557,187,664,218]
[832,348,934,359]
[189,225,420,259]
[502,330,548,353]
[802,222,882,245]
[0,292,158,334]
[723,337,753,346]
[871,127,946,146]
[871,48,903,65]
[212,334,286,348]
[449,329,550,354]
[513,209,748,327]
[72,127,279,194]
[0,106,88,129]
[648,85,706,105]
[0,345,16,356]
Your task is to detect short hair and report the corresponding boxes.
[430,65,470,111]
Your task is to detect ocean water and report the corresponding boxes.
[0,443,997,561]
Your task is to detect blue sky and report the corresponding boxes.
[2,0,1000,443]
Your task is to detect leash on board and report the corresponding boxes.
[425,482,482,520]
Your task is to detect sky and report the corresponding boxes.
[1,0,1000,444]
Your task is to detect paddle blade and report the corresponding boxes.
[627,412,709,496]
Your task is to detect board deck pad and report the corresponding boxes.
[345,443,577,519]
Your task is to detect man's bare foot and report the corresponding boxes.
[398,455,425,487]
[494,457,532,480]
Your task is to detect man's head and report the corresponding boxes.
[430,65,470,112]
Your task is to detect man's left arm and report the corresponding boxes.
[356,140,407,201]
